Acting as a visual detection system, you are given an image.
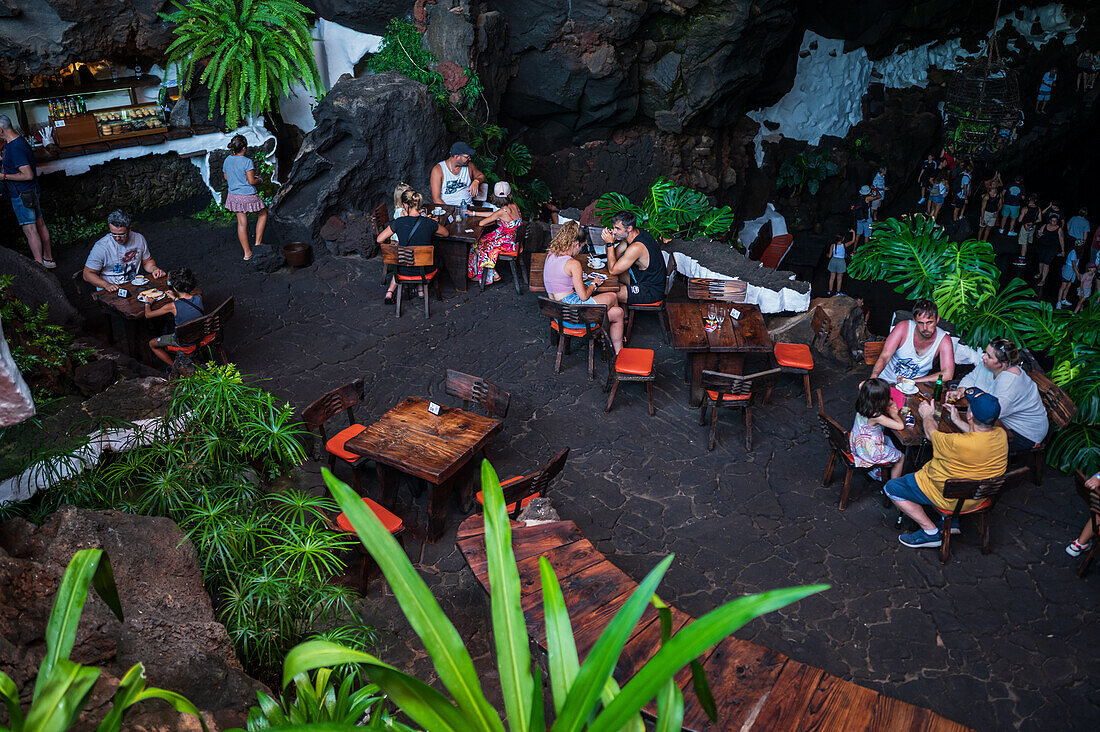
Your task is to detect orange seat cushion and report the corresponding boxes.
[325,423,367,462]
[705,390,750,402]
[774,342,814,370]
[336,497,403,534]
[550,320,593,337]
[629,300,663,308]
[937,498,993,515]
[165,333,217,355]
[615,348,654,376]
[396,269,437,281]
[476,475,533,513]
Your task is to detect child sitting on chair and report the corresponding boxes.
[146,267,204,369]
[850,378,906,482]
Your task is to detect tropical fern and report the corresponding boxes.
[951,278,1042,347]
[596,177,736,244]
[161,0,323,130]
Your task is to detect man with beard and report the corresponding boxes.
[600,210,667,307]
[430,141,485,208]
[869,299,955,385]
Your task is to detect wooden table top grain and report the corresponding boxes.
[666,301,773,354]
[345,397,502,484]
[91,274,172,320]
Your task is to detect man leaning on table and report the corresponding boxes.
[884,389,1008,549]
[869,299,955,384]
[430,141,485,208]
[82,209,165,292]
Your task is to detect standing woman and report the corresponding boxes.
[222,135,268,261]
[927,174,948,221]
[826,229,855,297]
[466,181,523,285]
[1034,213,1066,289]
[376,189,449,304]
[1057,243,1084,309]
[977,181,1002,242]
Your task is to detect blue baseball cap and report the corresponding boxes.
[964,388,1001,425]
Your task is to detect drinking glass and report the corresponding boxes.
[706,303,717,327]
[715,307,726,328]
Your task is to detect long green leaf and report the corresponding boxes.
[0,671,25,730]
[481,460,535,732]
[589,585,827,732]
[653,676,684,732]
[25,658,100,732]
[539,557,578,716]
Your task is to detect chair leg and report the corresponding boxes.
[380,263,388,286]
[940,519,952,564]
[433,276,443,301]
[604,380,620,413]
[480,266,489,292]
[803,373,813,408]
[625,310,635,344]
[424,283,430,318]
[395,284,403,317]
[1080,543,1098,578]
[588,337,595,380]
[659,308,670,345]
[821,452,837,487]
[699,399,709,426]
[839,467,852,510]
[979,512,991,554]
[744,405,753,452]
[1032,450,1044,486]
[708,403,719,451]
[352,467,362,495]
[646,381,655,416]
[509,259,523,294]
[554,335,565,374]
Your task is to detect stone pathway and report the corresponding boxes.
[57,217,1100,731]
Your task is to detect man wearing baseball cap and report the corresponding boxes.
[883,388,1008,549]
[852,184,880,247]
[431,141,485,208]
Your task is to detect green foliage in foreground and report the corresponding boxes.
[245,667,413,730]
[0,549,207,732]
[275,463,826,730]
[596,177,737,245]
[850,214,1100,474]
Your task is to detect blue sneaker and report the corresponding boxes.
[899,529,942,548]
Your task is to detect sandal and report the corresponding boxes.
[243,253,253,261]
[384,292,395,304]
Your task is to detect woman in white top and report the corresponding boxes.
[430,141,485,208]
[945,338,1048,451]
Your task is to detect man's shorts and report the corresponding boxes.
[856,220,872,238]
[9,191,41,226]
[626,284,664,305]
[1001,204,1021,219]
[884,472,933,505]
[982,210,998,227]
[155,333,180,347]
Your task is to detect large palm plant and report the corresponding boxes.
[596,178,736,244]
[161,0,323,130]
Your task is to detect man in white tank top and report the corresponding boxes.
[870,299,956,384]
[430,141,485,207]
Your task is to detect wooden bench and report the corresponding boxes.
[457,516,971,731]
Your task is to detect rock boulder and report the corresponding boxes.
[0,506,268,730]
[271,71,447,245]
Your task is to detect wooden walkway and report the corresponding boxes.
[457,517,970,732]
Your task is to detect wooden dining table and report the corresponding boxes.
[91,274,175,365]
[344,397,503,542]
[431,209,492,292]
[888,383,969,451]
[666,301,774,406]
[528,252,620,295]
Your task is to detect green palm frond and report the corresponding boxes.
[1047,421,1100,475]
[951,278,1042,347]
[848,215,956,299]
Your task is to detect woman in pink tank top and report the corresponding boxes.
[544,222,624,352]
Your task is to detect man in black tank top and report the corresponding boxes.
[601,210,667,305]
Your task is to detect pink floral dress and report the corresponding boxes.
[468,217,522,283]
[849,413,903,468]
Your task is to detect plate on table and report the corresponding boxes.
[137,288,164,303]
[131,276,149,286]
[895,382,919,395]
[587,257,606,269]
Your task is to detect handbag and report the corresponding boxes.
[18,189,38,209]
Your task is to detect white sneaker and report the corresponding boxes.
[1007,230,1018,236]
[998,229,1005,234]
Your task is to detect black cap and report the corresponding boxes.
[449,141,476,157]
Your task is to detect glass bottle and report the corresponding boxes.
[932,374,944,400]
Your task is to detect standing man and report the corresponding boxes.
[950,161,973,222]
[1066,207,1091,248]
[870,165,887,221]
[0,114,54,269]
[869,299,955,385]
[430,141,485,208]
[853,185,880,247]
[884,390,1008,549]
[916,153,939,206]
[82,210,165,291]
[600,210,667,307]
[999,175,1025,235]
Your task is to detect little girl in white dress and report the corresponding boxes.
[850,378,906,482]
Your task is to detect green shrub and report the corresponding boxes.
[776,147,839,196]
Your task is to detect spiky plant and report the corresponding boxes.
[161,0,323,130]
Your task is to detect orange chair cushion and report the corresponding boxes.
[550,320,592,337]
[476,475,533,513]
[937,498,993,515]
[615,348,654,376]
[705,390,750,403]
[325,423,367,462]
[165,333,217,354]
[336,497,403,534]
[396,269,437,281]
[629,300,663,308]
[774,342,814,370]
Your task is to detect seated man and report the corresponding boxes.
[430,141,485,208]
[600,210,666,306]
[947,338,1048,452]
[83,209,165,291]
[869,299,955,384]
[145,268,204,368]
[885,390,1008,548]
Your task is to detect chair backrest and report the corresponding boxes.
[1075,470,1100,520]
[758,234,794,270]
[380,243,434,268]
[302,379,366,443]
[942,466,1030,504]
[687,278,747,303]
[371,203,389,235]
[174,296,234,345]
[864,339,885,366]
[809,306,831,349]
[538,296,606,331]
[815,389,852,457]
[445,369,511,419]
[499,447,571,513]
[701,367,780,399]
[1027,368,1078,428]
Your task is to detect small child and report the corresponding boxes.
[1066,470,1099,557]
[1057,245,1083,309]
[850,378,906,482]
[1075,262,1097,313]
[826,229,854,296]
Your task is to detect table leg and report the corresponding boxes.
[377,464,398,508]
[437,239,470,292]
[426,478,453,543]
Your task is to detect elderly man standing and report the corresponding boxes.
[885,390,1009,548]
[82,210,165,292]
[0,113,54,269]
[870,299,955,385]
[430,141,485,208]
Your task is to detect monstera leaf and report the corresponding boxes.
[951,278,1042,347]
[933,270,996,323]
[1047,421,1100,475]
[595,192,646,227]
[694,206,736,239]
[1065,345,1100,424]
[849,216,956,300]
[1017,301,1071,357]
[501,142,532,177]
[660,186,710,229]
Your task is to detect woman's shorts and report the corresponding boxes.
[562,291,599,306]
[827,257,846,274]
[982,211,998,227]
[1019,225,1035,246]
[930,194,946,205]
[1001,204,1021,219]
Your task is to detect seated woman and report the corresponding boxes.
[145,267,204,369]
[467,181,523,285]
[544,221,624,353]
[850,378,906,482]
[376,189,449,304]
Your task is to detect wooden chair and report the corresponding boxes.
[482,221,528,295]
[937,467,1030,564]
[601,331,656,416]
[863,339,885,366]
[698,367,779,451]
[687,278,747,303]
[326,498,405,594]
[816,390,879,510]
[302,380,370,494]
[770,305,831,408]
[1072,470,1100,577]
[166,296,234,365]
[380,243,441,318]
[445,369,511,419]
[475,447,570,519]
[1013,369,1079,486]
[624,252,677,345]
[373,203,391,285]
[538,296,606,380]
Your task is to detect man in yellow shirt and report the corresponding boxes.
[884,389,1009,548]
